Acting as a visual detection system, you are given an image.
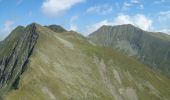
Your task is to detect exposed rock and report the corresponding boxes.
[0,23,39,95]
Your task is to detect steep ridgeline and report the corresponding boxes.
[89,24,170,77]
[0,23,39,95]
[4,23,170,100]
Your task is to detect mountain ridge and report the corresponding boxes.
[0,23,39,95]
[0,23,170,100]
[89,24,170,77]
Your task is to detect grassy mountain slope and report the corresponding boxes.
[88,24,170,77]
[3,24,170,100]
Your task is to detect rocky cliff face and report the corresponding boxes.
[0,23,39,95]
[89,24,170,77]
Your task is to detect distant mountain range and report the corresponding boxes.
[89,24,170,77]
[0,23,170,100]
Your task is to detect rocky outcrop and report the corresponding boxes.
[0,23,39,95]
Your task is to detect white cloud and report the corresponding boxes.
[69,15,78,31]
[122,2,132,10]
[112,14,152,30]
[86,14,152,34]
[87,4,113,15]
[122,0,142,10]
[0,20,15,40]
[113,14,133,25]
[131,14,152,30]
[159,10,170,21]
[41,0,85,17]
[131,0,139,4]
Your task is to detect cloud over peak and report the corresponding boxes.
[86,14,152,34]
[114,14,152,30]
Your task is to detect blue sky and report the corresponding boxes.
[0,0,170,40]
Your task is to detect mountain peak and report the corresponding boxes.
[122,24,135,27]
[29,22,39,26]
[89,24,170,77]
[46,24,67,33]
[100,24,142,31]
[26,22,42,29]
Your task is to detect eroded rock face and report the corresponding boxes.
[0,23,39,94]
